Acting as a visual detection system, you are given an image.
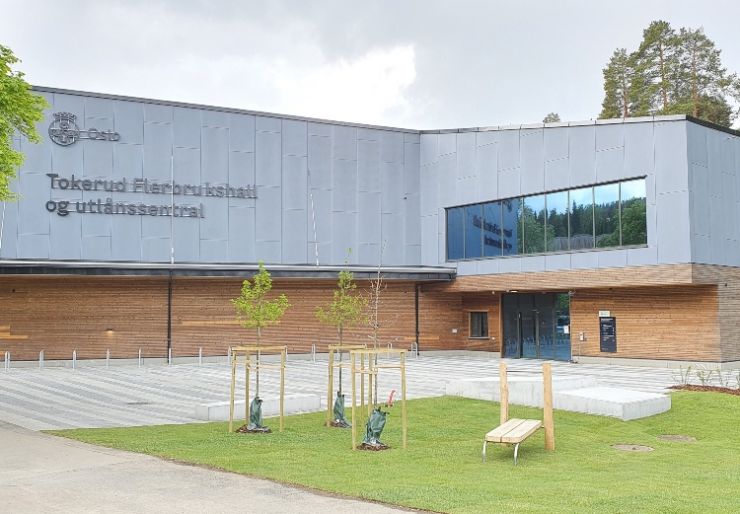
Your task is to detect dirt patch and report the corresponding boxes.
[669,385,740,396]
[357,443,390,451]
[235,425,272,434]
[658,435,696,443]
[612,444,654,452]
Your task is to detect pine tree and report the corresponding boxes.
[600,22,740,126]
[671,27,739,123]
[634,21,677,114]
[599,49,638,119]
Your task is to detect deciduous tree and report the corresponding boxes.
[0,45,48,200]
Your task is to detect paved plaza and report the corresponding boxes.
[0,353,717,431]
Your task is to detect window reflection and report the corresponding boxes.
[522,195,546,254]
[620,179,647,245]
[569,187,594,250]
[483,202,502,257]
[594,183,620,248]
[546,191,569,252]
[502,198,520,256]
[445,178,647,261]
[465,204,483,258]
[447,207,464,260]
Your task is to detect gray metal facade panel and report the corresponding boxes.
[0,199,19,258]
[7,88,724,275]
[421,121,696,275]
[173,107,201,148]
[687,123,740,266]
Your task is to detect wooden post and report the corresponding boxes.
[279,348,285,432]
[499,361,509,425]
[401,350,407,449]
[543,362,555,451]
[245,354,250,425]
[351,352,357,450]
[244,354,249,425]
[326,348,334,427]
[229,353,236,432]
[367,362,374,417]
[360,352,365,415]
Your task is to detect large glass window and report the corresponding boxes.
[522,195,546,254]
[465,204,483,258]
[620,179,647,245]
[447,207,464,260]
[569,186,594,250]
[445,177,647,261]
[594,183,620,248]
[501,198,520,256]
[546,191,569,252]
[483,202,502,257]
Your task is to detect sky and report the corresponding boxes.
[2,0,739,129]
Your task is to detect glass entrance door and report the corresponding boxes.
[502,293,571,361]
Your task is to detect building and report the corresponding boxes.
[2,86,739,368]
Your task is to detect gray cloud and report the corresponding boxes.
[2,0,738,128]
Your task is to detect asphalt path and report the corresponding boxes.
[0,421,415,514]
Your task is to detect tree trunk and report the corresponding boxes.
[256,325,261,397]
[691,51,698,117]
[338,324,343,395]
[659,42,668,111]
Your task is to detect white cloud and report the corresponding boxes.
[273,45,418,125]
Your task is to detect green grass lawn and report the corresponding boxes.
[48,392,740,514]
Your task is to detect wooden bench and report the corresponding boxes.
[481,362,554,465]
[482,418,542,465]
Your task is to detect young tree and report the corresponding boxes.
[316,268,367,426]
[542,113,561,123]
[1,45,48,200]
[232,262,290,429]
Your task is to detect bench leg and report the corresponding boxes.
[513,443,520,466]
[482,440,487,462]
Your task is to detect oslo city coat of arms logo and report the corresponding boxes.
[48,112,80,146]
[48,112,121,146]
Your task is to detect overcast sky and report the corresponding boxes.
[2,0,739,129]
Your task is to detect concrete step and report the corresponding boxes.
[445,375,598,405]
[194,393,321,421]
[555,387,671,421]
[445,376,671,420]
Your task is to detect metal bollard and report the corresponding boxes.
[198,347,203,366]
[4,351,9,371]
[106,349,110,368]
[39,350,44,369]
[311,343,316,363]
[138,348,142,368]
[72,350,77,370]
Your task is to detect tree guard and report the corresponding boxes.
[350,348,407,450]
[326,343,366,428]
[228,345,286,433]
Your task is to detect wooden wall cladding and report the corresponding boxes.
[3,264,739,363]
[0,276,169,360]
[171,279,480,356]
[460,293,501,352]
[569,285,720,362]
[694,265,740,362]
